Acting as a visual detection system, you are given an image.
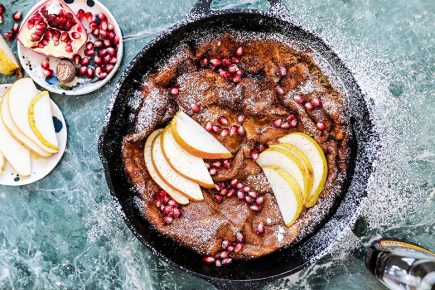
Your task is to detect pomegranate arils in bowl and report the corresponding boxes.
[17,0,88,59]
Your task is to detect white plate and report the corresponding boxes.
[17,0,123,96]
[0,84,67,186]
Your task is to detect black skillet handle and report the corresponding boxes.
[189,0,292,20]
[206,278,270,290]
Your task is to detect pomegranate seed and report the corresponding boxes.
[237,114,245,124]
[73,55,81,66]
[229,125,238,136]
[113,36,120,45]
[218,116,228,126]
[86,67,94,78]
[222,58,231,66]
[173,207,181,218]
[281,122,290,129]
[214,194,223,203]
[228,64,238,73]
[84,49,94,57]
[248,191,257,199]
[236,69,244,75]
[12,11,22,21]
[219,251,229,259]
[220,182,226,189]
[231,57,239,63]
[191,103,200,113]
[227,245,234,252]
[106,47,117,57]
[222,258,232,265]
[103,54,111,64]
[163,216,173,224]
[272,118,282,128]
[250,205,260,211]
[108,23,114,31]
[316,121,326,130]
[92,29,99,37]
[251,151,259,160]
[163,195,170,203]
[40,59,50,69]
[99,30,108,39]
[201,58,208,66]
[80,57,90,66]
[245,196,253,204]
[94,56,102,65]
[103,39,111,47]
[98,12,107,21]
[210,58,221,66]
[221,240,229,249]
[275,85,284,95]
[234,242,243,252]
[85,12,93,22]
[290,119,298,127]
[220,189,228,196]
[109,57,118,65]
[212,161,222,168]
[4,32,13,40]
[70,32,80,39]
[219,69,230,79]
[237,126,245,136]
[237,191,244,200]
[168,200,177,207]
[89,21,99,30]
[304,102,314,111]
[214,184,220,191]
[256,222,265,235]
[158,190,167,198]
[230,179,238,187]
[236,47,243,56]
[236,232,244,242]
[233,74,241,83]
[311,98,322,108]
[155,199,162,208]
[0,4,5,15]
[212,125,221,133]
[203,256,215,264]
[256,196,264,205]
[294,95,304,104]
[279,66,287,76]
[215,259,222,267]
[223,160,231,168]
[243,186,250,193]
[100,20,108,31]
[42,69,53,78]
[205,122,212,132]
[209,65,215,70]
[236,183,243,189]
[104,64,114,73]
[286,114,295,121]
[227,189,235,197]
[94,40,104,48]
[12,23,19,33]
[220,128,229,137]
[108,31,116,40]
[258,144,266,152]
[170,87,179,95]
[79,66,87,76]
[209,168,217,175]
[163,206,173,215]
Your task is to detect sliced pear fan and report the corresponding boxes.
[0,35,19,75]
[28,91,59,151]
[0,96,31,176]
[161,126,214,188]
[262,165,303,227]
[144,129,190,205]
[152,132,204,201]
[1,89,52,157]
[170,111,232,159]
[8,78,58,154]
[278,133,327,207]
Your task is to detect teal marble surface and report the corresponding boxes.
[0,0,434,289]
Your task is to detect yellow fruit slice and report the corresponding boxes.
[0,34,19,75]
[28,91,59,151]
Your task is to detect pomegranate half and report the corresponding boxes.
[17,0,87,59]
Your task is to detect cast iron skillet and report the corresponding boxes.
[99,0,378,289]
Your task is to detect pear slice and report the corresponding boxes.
[28,91,59,151]
[144,129,189,205]
[262,165,303,227]
[171,111,232,159]
[161,126,214,188]
[152,131,204,201]
[278,133,328,207]
[0,34,19,75]
[1,89,52,157]
[0,96,31,176]
[257,148,308,203]
[8,78,58,154]
[0,151,4,173]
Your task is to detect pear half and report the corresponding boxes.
[171,111,232,159]
[262,165,303,227]
[8,78,58,154]
[161,126,214,188]
[257,148,308,203]
[0,96,31,176]
[28,91,59,151]
[279,133,328,207]
[152,131,204,201]
[1,89,51,157]
[144,129,189,205]
[0,34,19,75]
